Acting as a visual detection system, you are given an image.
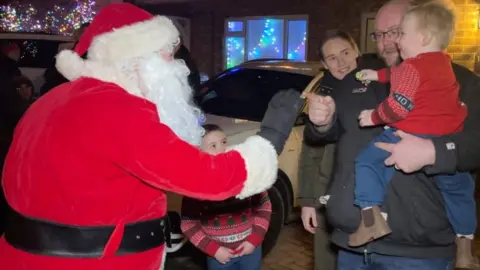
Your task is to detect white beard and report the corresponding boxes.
[135,53,205,146]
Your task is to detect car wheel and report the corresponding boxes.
[275,171,293,223]
[262,185,285,257]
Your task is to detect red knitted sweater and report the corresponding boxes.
[371,52,466,135]
[180,191,271,257]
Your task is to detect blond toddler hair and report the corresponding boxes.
[405,0,455,49]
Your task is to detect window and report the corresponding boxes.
[224,16,308,69]
[196,68,313,122]
[0,39,70,68]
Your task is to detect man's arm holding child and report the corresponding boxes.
[375,64,480,173]
[426,64,480,173]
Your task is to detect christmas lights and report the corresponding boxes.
[247,19,281,59]
[225,19,308,68]
[226,37,244,69]
[0,0,96,36]
[288,31,307,60]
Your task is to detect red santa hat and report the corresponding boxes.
[56,3,179,84]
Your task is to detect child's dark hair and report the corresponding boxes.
[202,124,223,136]
[13,75,34,90]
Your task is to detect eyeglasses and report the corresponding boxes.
[370,28,400,41]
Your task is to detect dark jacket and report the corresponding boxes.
[304,54,480,258]
[40,64,69,96]
[0,53,21,85]
[40,43,86,96]
[298,141,336,208]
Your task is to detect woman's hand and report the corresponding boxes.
[358,109,374,127]
[302,92,336,126]
[356,69,378,81]
[301,206,318,234]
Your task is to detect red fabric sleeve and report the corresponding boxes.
[180,198,221,257]
[92,90,248,201]
[246,191,272,247]
[371,63,421,125]
[377,68,390,83]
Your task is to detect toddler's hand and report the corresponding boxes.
[214,247,234,264]
[235,241,256,257]
[358,109,374,127]
[356,69,378,81]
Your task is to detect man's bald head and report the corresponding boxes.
[377,0,414,22]
[375,0,415,66]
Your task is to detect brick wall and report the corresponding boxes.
[448,0,480,70]
[143,0,480,75]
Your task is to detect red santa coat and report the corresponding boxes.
[0,77,278,270]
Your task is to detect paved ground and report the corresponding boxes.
[262,221,313,270]
[169,218,480,270]
[165,220,313,270]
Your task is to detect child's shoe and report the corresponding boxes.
[348,205,391,247]
[455,237,480,269]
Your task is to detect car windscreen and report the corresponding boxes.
[196,67,313,122]
[0,39,71,69]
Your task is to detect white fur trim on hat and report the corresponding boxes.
[89,16,179,62]
[55,50,143,97]
[230,135,278,200]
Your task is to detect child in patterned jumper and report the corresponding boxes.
[351,2,477,268]
[181,124,272,270]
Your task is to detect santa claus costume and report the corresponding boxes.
[0,3,300,270]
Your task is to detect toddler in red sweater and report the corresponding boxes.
[351,2,476,268]
[181,124,272,270]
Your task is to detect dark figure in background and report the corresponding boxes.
[0,47,22,235]
[0,44,22,85]
[40,23,90,96]
[0,75,34,234]
[174,39,201,92]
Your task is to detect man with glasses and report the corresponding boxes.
[370,28,400,66]
[304,0,480,269]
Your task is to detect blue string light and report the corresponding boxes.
[247,19,281,59]
[287,31,307,60]
[226,37,244,69]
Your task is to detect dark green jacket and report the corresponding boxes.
[298,139,335,208]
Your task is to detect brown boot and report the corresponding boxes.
[455,237,480,269]
[348,206,392,247]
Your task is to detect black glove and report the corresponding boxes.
[258,89,305,154]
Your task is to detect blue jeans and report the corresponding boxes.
[337,249,453,270]
[206,246,262,270]
[354,128,476,235]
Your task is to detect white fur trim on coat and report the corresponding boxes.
[230,135,278,200]
[55,50,143,97]
[89,16,179,63]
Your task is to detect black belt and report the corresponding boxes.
[4,209,170,258]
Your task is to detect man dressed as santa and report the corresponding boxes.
[0,3,303,270]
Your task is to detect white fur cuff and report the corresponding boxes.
[231,135,278,199]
